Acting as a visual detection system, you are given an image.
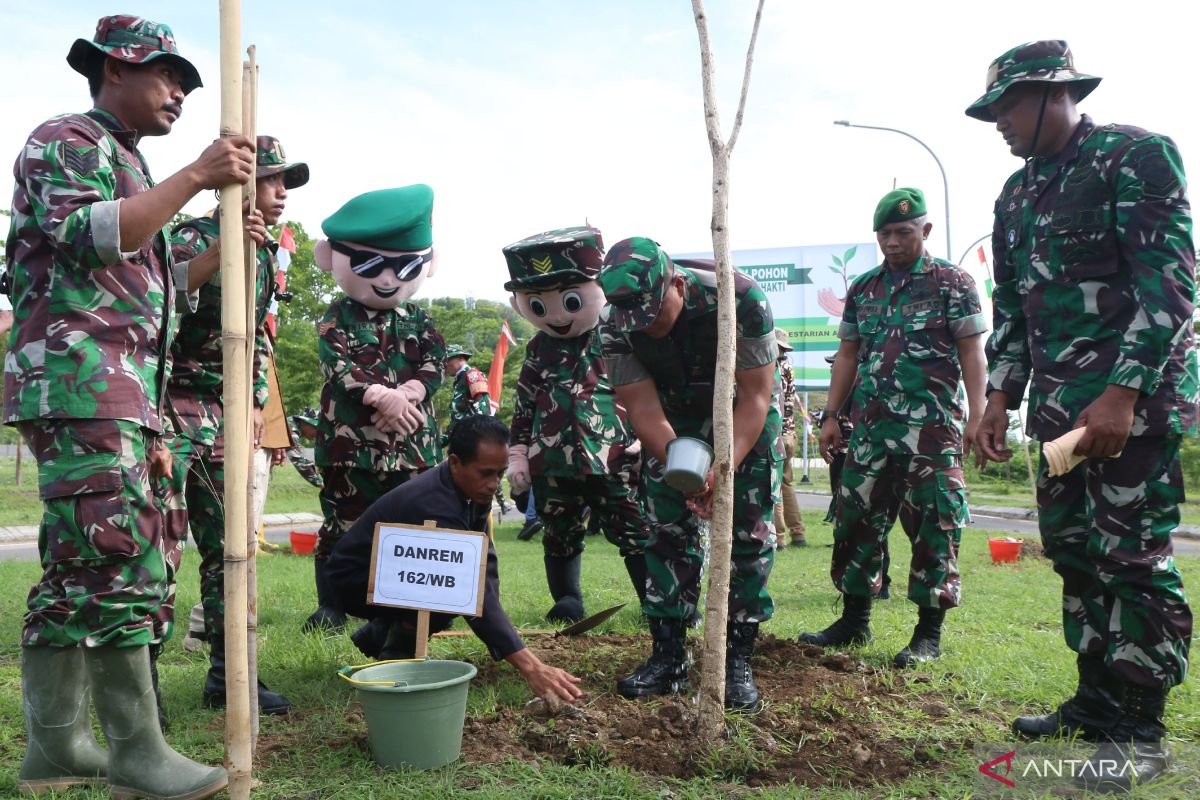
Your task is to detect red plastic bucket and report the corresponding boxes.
[290,531,317,555]
[988,537,1022,564]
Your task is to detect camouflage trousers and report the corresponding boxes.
[534,467,647,559]
[19,419,174,648]
[642,420,781,624]
[160,435,226,639]
[316,466,413,559]
[773,431,806,541]
[1037,434,1192,689]
[831,441,966,609]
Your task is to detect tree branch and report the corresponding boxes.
[726,0,766,153]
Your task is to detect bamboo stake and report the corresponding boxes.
[690,0,766,742]
[218,1,252,795]
[241,49,261,747]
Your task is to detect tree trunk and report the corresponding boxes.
[218,1,252,796]
[690,0,766,742]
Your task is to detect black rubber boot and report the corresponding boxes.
[623,554,648,605]
[203,635,291,715]
[350,617,392,659]
[617,618,689,698]
[725,621,761,712]
[18,646,108,795]
[86,646,227,800]
[377,623,418,661]
[893,607,945,667]
[303,558,347,632]
[516,518,543,541]
[799,594,872,647]
[544,553,586,624]
[1012,654,1124,741]
[1075,683,1171,793]
[148,643,168,732]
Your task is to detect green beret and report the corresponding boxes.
[321,185,433,250]
[873,188,927,231]
[502,225,605,292]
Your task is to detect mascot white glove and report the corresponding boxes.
[363,384,423,436]
[507,444,532,494]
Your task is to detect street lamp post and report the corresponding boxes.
[834,120,951,261]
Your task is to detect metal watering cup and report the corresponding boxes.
[664,437,714,493]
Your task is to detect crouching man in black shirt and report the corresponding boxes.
[327,415,583,703]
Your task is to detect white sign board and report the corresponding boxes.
[367,523,487,617]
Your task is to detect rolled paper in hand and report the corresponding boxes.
[1043,427,1088,477]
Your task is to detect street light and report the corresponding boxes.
[834,120,951,261]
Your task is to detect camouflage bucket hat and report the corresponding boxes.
[502,225,605,292]
[598,237,674,333]
[68,15,202,95]
[290,407,319,429]
[445,344,473,359]
[965,40,1101,122]
[774,328,794,352]
[257,136,309,190]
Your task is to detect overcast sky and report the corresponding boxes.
[2,0,1197,308]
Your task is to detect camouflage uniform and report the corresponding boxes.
[511,329,647,559]
[986,113,1196,689]
[447,362,491,432]
[772,350,807,544]
[5,107,192,647]
[286,415,322,488]
[162,213,275,638]
[832,251,985,608]
[599,250,781,624]
[315,298,445,557]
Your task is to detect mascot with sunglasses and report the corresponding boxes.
[303,185,447,633]
[502,226,649,625]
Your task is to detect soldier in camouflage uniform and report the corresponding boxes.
[287,407,323,488]
[5,15,251,798]
[304,185,446,632]
[598,237,781,711]
[163,135,307,717]
[969,41,1196,791]
[444,344,491,434]
[772,328,807,547]
[800,188,987,669]
[503,226,649,625]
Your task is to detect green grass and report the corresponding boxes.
[1,513,1197,798]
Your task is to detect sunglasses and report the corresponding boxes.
[330,241,432,280]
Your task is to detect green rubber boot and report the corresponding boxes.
[18,646,108,795]
[85,646,227,800]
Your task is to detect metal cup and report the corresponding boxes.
[664,436,714,493]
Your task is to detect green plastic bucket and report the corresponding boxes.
[338,659,478,769]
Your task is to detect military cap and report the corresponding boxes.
[598,237,674,333]
[68,15,202,95]
[445,344,473,359]
[965,40,1101,122]
[502,225,605,292]
[290,406,319,429]
[873,188,927,231]
[774,327,794,352]
[321,185,434,250]
[256,136,309,190]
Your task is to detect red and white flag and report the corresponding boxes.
[266,224,297,336]
[486,322,518,413]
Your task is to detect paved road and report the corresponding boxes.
[1,494,1196,560]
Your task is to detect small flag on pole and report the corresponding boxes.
[266,224,297,336]
[487,322,517,414]
[977,245,994,298]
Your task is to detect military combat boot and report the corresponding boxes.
[544,553,586,624]
[148,643,168,731]
[302,557,347,631]
[893,607,945,667]
[377,623,419,661]
[350,617,392,659]
[18,646,108,796]
[85,645,227,800]
[799,594,872,647]
[1012,654,1124,741]
[725,621,761,712]
[617,618,689,698]
[1075,683,1171,793]
[202,635,291,715]
[623,554,648,606]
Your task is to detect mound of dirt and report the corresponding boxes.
[450,633,993,789]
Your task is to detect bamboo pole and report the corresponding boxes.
[241,49,261,746]
[690,0,766,742]
[218,1,252,796]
